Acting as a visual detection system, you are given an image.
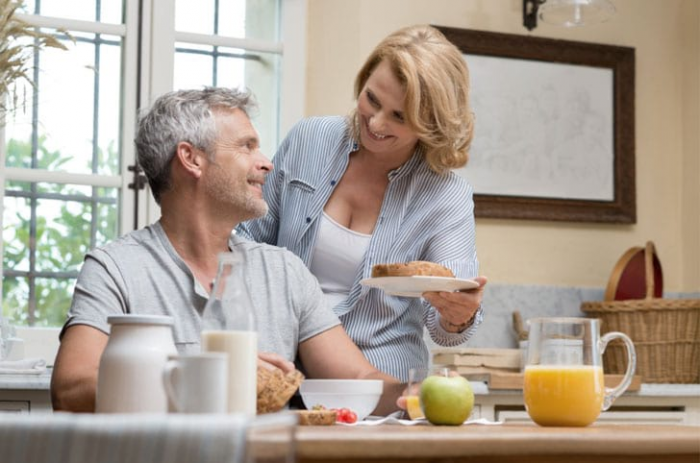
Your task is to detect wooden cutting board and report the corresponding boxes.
[463,371,642,392]
[433,348,521,369]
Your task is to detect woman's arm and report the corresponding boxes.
[420,180,486,344]
[424,277,487,333]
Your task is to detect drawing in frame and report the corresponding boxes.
[436,26,636,224]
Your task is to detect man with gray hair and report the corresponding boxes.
[51,87,400,413]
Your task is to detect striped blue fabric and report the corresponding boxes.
[0,412,297,463]
[0,413,250,463]
[238,116,483,381]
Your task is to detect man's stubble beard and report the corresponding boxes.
[204,163,269,222]
[241,195,268,222]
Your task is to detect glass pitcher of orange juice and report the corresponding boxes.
[523,317,636,427]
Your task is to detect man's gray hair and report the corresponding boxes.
[134,87,257,204]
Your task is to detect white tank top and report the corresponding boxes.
[309,212,371,310]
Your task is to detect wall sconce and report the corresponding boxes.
[523,0,616,31]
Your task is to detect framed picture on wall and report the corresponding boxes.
[436,26,636,224]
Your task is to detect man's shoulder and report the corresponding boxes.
[231,235,297,259]
[88,225,164,263]
[230,235,307,271]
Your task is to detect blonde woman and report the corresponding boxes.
[238,25,487,381]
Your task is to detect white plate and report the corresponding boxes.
[359,276,479,298]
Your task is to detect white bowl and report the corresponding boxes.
[299,379,383,421]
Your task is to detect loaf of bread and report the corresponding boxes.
[371,261,454,278]
[295,409,337,426]
[257,367,305,414]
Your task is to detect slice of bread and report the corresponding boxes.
[295,409,337,426]
[371,261,454,278]
[257,367,305,414]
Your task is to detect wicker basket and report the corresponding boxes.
[581,242,700,383]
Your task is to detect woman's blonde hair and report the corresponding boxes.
[350,25,474,173]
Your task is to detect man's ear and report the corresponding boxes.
[175,141,204,178]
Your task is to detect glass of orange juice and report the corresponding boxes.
[523,317,636,427]
[404,367,453,420]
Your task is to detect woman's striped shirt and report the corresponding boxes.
[237,116,483,381]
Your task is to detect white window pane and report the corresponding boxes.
[2,273,76,327]
[2,180,119,327]
[175,0,217,35]
[4,91,35,170]
[35,191,118,273]
[215,52,245,87]
[99,0,124,23]
[2,193,31,272]
[97,44,122,174]
[38,39,95,174]
[175,0,279,41]
[22,0,124,24]
[2,276,30,324]
[225,0,279,41]
[173,47,215,90]
[4,32,123,176]
[216,0,246,37]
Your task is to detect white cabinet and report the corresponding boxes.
[0,371,52,414]
[471,382,700,426]
[0,389,51,414]
[0,400,30,414]
[495,409,689,425]
[1,370,699,424]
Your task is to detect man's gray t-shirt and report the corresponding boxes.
[63,222,340,361]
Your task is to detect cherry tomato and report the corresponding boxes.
[332,408,357,424]
[336,408,347,422]
[345,410,358,424]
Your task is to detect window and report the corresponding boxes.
[172,0,282,160]
[1,0,303,328]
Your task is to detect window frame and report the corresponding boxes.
[139,0,306,224]
[0,0,307,330]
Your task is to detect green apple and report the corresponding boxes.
[420,374,474,425]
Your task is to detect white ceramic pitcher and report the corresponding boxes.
[96,314,177,413]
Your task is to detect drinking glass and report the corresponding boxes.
[523,317,636,427]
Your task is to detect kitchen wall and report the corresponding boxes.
[303,0,700,297]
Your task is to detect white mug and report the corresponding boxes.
[162,352,228,414]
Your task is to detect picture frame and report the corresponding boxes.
[436,26,636,223]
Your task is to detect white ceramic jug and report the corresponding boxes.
[96,314,177,413]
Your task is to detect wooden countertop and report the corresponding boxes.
[294,423,700,463]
